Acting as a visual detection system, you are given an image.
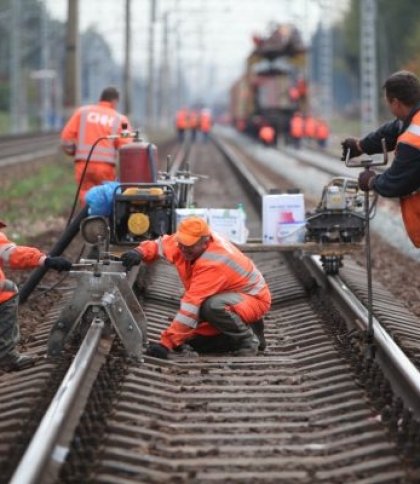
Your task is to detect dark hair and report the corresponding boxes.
[383,70,420,106]
[100,86,120,102]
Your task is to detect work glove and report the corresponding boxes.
[44,256,72,272]
[146,343,169,359]
[0,279,18,293]
[120,250,142,269]
[358,169,376,191]
[341,137,363,161]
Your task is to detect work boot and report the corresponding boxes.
[233,335,259,356]
[168,344,199,360]
[0,351,34,372]
[251,319,266,351]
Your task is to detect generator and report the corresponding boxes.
[111,183,176,245]
[305,177,371,244]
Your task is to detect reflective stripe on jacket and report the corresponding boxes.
[137,232,271,330]
[60,101,131,165]
[0,232,44,304]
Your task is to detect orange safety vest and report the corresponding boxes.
[189,112,198,129]
[315,121,329,141]
[0,232,44,304]
[60,101,131,164]
[175,110,189,129]
[290,115,304,138]
[137,232,271,348]
[397,111,420,247]
[304,116,316,138]
[259,126,275,143]
[199,113,212,133]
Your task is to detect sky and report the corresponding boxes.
[44,0,349,104]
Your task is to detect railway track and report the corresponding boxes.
[2,135,420,483]
[0,131,59,167]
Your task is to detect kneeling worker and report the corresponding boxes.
[121,217,271,359]
[0,220,72,371]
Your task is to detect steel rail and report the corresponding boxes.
[308,255,420,416]
[10,319,108,484]
[213,132,420,416]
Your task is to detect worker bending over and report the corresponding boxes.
[0,220,72,371]
[121,217,271,359]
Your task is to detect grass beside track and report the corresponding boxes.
[0,154,75,244]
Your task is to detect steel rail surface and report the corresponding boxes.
[10,319,106,484]
[310,255,420,413]
[214,132,420,411]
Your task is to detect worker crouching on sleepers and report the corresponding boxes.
[120,217,271,359]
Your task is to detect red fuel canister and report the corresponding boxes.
[119,141,158,184]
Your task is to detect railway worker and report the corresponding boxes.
[0,220,72,371]
[314,118,330,149]
[175,108,189,143]
[120,216,271,359]
[289,112,304,149]
[60,86,133,204]
[304,114,316,144]
[199,109,212,142]
[341,70,420,247]
[189,110,199,143]
[259,124,276,146]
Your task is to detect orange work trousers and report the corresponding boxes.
[74,160,116,204]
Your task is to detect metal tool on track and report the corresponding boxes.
[344,139,388,358]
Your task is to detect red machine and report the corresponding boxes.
[119,141,158,184]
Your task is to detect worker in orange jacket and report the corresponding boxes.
[60,86,133,204]
[259,125,276,146]
[175,108,190,143]
[289,112,304,148]
[0,220,72,371]
[189,110,199,142]
[120,217,271,358]
[315,118,330,149]
[199,109,212,142]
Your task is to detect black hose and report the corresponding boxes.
[19,205,89,304]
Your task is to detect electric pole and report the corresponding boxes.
[360,0,378,135]
[40,0,51,132]
[318,0,333,120]
[146,0,156,127]
[123,0,132,119]
[10,0,26,133]
[64,0,80,120]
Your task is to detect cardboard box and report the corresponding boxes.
[262,194,306,245]
[208,208,249,244]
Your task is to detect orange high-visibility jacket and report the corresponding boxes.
[290,115,304,138]
[398,111,420,247]
[304,116,316,138]
[189,112,198,130]
[60,101,132,164]
[136,232,271,346]
[259,126,275,143]
[315,121,330,140]
[175,110,189,130]
[0,232,45,304]
[199,112,212,133]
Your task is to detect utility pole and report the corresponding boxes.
[64,0,80,121]
[40,0,51,132]
[123,0,132,119]
[161,11,170,125]
[146,0,156,127]
[360,0,378,136]
[318,0,333,120]
[10,0,26,133]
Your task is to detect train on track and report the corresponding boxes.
[229,23,308,139]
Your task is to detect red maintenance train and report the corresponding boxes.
[229,23,308,141]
